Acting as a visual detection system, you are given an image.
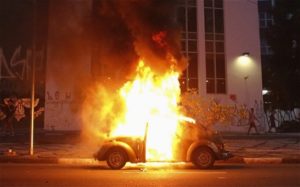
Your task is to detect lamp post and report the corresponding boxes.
[30,0,37,156]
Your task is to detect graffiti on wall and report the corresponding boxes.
[45,91,80,131]
[46,91,72,101]
[0,46,45,80]
[0,46,46,128]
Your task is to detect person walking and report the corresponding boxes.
[268,111,277,133]
[247,108,259,135]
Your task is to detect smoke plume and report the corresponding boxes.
[81,0,187,147]
[92,0,186,85]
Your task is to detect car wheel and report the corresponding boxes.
[106,148,127,169]
[192,147,215,169]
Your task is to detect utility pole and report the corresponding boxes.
[30,0,37,156]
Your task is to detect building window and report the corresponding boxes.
[204,0,226,94]
[260,38,273,55]
[177,0,198,92]
[258,0,274,56]
[258,0,273,12]
[259,12,273,28]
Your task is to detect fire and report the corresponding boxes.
[81,30,192,162]
[111,59,184,161]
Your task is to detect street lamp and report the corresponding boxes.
[238,52,251,66]
[242,52,250,57]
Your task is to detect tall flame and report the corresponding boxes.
[111,59,183,161]
[81,30,192,162]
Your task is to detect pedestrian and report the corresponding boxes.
[247,108,259,135]
[268,111,277,133]
[1,96,17,136]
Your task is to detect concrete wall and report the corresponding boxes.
[44,0,92,131]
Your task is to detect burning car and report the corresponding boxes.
[94,122,232,169]
[89,58,232,169]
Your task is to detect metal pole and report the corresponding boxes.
[30,0,37,156]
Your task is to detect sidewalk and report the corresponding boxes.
[0,129,81,144]
[223,135,300,163]
[0,130,299,165]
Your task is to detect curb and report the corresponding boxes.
[282,157,300,164]
[222,134,300,140]
[58,158,99,165]
[1,156,300,164]
[243,157,282,164]
[222,156,300,164]
[0,155,58,163]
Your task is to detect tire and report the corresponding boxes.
[192,147,215,169]
[106,148,127,169]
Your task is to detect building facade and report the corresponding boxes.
[44,0,264,132]
[177,0,264,131]
[0,0,265,132]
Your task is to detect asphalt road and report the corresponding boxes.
[0,163,300,187]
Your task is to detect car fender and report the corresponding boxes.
[95,141,138,163]
[186,140,219,162]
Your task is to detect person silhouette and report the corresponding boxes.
[247,108,259,135]
[268,111,277,133]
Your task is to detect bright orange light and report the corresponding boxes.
[111,60,190,161]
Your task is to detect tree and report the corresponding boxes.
[265,0,300,110]
[180,90,248,127]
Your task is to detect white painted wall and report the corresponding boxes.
[224,0,263,108]
[196,0,265,132]
[196,0,207,97]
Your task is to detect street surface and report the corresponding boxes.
[0,163,300,187]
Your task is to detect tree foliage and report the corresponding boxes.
[181,90,248,127]
[265,0,300,109]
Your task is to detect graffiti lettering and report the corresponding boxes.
[0,48,16,79]
[45,91,76,130]
[55,91,60,100]
[46,91,72,102]
[65,92,71,100]
[47,91,53,100]
[0,46,45,80]
[10,46,29,80]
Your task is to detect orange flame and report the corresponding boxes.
[110,59,193,161]
[82,31,192,162]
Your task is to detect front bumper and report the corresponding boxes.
[219,151,233,160]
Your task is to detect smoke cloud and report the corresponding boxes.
[92,0,186,85]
